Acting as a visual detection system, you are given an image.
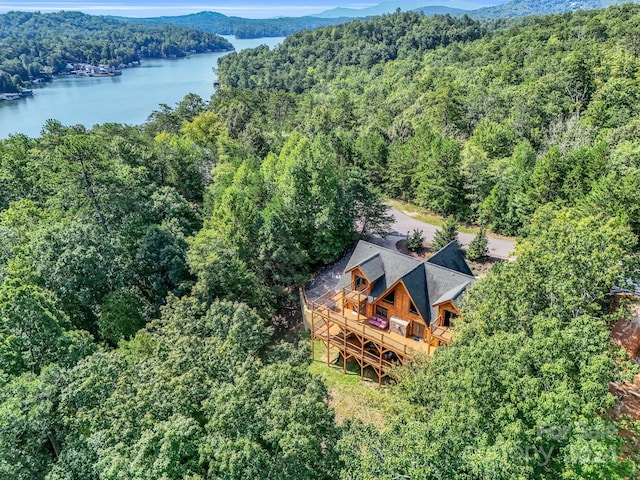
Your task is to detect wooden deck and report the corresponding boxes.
[431,325,452,343]
[310,287,449,384]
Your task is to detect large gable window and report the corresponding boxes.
[409,300,419,316]
[382,290,395,305]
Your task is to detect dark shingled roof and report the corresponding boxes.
[341,241,420,293]
[432,280,472,306]
[427,241,474,277]
[339,241,476,326]
[357,253,385,283]
[400,263,431,322]
[424,264,474,322]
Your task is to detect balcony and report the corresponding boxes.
[309,287,452,383]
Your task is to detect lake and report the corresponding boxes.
[0,36,284,139]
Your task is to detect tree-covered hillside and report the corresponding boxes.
[472,0,634,18]
[219,5,640,237]
[210,10,640,473]
[0,5,639,479]
[0,90,390,477]
[0,11,232,93]
[122,11,356,39]
[118,0,640,40]
[218,12,485,92]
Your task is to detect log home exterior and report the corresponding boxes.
[309,240,475,384]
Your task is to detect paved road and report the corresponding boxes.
[386,206,516,259]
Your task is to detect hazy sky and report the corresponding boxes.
[0,1,378,18]
[0,1,496,18]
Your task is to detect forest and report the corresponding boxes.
[125,11,356,39]
[0,5,640,479]
[471,0,634,18]
[0,11,232,93]
[219,6,640,236]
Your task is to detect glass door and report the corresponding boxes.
[412,321,425,340]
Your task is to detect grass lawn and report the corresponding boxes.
[308,339,394,429]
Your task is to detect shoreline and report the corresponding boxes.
[0,36,281,139]
[1,47,236,100]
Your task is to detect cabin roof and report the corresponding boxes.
[344,241,421,288]
[427,241,474,277]
[340,240,475,325]
[431,279,472,306]
[401,263,431,322]
[354,253,385,283]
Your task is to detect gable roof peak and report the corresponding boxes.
[427,240,474,277]
[353,252,385,282]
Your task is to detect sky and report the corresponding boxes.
[0,1,378,18]
[0,0,496,18]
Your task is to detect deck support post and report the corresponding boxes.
[310,287,439,387]
[343,327,347,374]
[326,330,330,367]
[311,322,315,362]
[360,328,365,381]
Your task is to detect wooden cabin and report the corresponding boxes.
[309,240,475,383]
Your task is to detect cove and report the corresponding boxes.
[0,36,284,139]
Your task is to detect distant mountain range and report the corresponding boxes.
[122,0,639,38]
[310,0,503,18]
[413,6,471,16]
[120,11,356,39]
[471,0,632,18]
[313,0,634,19]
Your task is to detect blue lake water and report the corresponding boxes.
[0,36,284,139]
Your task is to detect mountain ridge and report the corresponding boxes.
[118,0,640,38]
[116,10,356,38]
[311,0,502,18]
[471,0,634,18]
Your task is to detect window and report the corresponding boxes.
[412,321,425,340]
[443,310,458,328]
[382,290,395,305]
[354,275,367,291]
[375,305,388,320]
[409,300,418,315]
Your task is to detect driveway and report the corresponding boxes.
[306,206,515,302]
[385,206,515,260]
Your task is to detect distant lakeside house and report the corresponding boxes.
[306,240,475,384]
[0,90,33,100]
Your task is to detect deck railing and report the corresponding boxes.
[430,315,452,344]
[310,288,415,359]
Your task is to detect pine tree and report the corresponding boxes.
[406,228,425,252]
[466,225,489,261]
[431,216,459,251]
